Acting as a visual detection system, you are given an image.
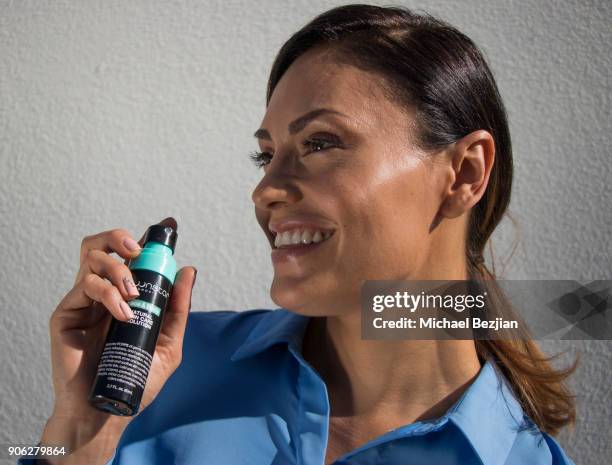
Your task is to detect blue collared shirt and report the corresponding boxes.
[19,308,576,465]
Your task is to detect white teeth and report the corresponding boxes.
[291,230,301,244]
[273,228,334,248]
[301,230,313,244]
[283,231,293,246]
[274,231,284,248]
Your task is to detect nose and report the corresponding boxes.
[251,165,302,210]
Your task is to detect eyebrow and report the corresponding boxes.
[253,108,346,141]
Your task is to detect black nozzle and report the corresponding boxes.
[142,223,178,253]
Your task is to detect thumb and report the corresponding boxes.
[159,266,197,348]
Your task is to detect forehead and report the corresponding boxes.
[261,47,411,133]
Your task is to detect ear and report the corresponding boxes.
[438,130,495,219]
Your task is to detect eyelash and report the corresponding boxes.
[249,136,341,168]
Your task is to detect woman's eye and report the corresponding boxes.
[248,150,273,168]
[302,135,341,154]
[248,134,342,169]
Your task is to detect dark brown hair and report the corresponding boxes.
[265,4,577,435]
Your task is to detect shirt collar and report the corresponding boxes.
[230,308,309,361]
[230,309,529,465]
[446,359,528,465]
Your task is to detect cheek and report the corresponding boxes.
[336,155,434,276]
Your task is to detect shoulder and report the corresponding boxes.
[452,360,576,465]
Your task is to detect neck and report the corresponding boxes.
[301,228,482,430]
[302,309,482,425]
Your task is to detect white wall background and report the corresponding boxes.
[0,1,610,464]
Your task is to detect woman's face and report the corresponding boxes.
[251,47,450,317]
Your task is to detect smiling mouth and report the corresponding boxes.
[272,228,335,249]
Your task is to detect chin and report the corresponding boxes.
[270,282,356,320]
[269,280,335,317]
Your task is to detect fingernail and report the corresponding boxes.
[123,237,141,252]
[123,277,140,297]
[192,268,198,288]
[120,300,135,320]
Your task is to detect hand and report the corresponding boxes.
[40,217,197,463]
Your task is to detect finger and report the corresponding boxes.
[80,249,140,301]
[57,273,134,322]
[74,218,178,286]
[157,266,197,352]
[80,228,143,267]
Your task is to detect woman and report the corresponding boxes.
[24,4,577,465]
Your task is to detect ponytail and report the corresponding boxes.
[469,256,578,435]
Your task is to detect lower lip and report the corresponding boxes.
[271,236,332,263]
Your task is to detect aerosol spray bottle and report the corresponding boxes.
[89,224,178,416]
